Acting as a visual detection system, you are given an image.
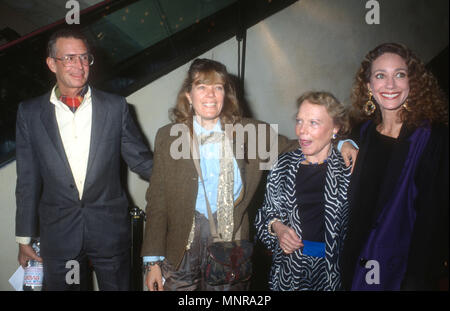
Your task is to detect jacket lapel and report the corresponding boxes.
[85,89,108,177]
[324,148,351,289]
[351,123,411,227]
[374,125,411,215]
[182,129,201,214]
[233,132,246,192]
[40,93,73,177]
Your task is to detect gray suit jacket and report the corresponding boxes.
[15,87,152,259]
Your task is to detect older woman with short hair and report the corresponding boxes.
[255,91,351,291]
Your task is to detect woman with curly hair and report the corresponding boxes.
[341,43,449,290]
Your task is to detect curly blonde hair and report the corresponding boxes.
[350,43,448,127]
[170,58,241,133]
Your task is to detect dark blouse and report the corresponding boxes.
[355,130,398,242]
[296,163,327,242]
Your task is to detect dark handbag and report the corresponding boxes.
[204,240,253,286]
[191,134,254,286]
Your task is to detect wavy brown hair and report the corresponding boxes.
[350,42,448,128]
[170,58,241,133]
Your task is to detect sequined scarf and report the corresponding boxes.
[186,131,235,249]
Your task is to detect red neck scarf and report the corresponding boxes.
[55,85,88,113]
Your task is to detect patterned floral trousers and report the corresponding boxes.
[161,211,249,291]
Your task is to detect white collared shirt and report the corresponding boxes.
[50,86,92,200]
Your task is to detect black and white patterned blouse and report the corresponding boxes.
[255,147,351,291]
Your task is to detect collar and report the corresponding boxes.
[50,85,92,111]
[54,84,89,99]
[193,118,221,136]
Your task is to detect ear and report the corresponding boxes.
[366,83,372,93]
[46,57,57,73]
[333,126,340,135]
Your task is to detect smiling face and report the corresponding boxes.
[185,71,225,129]
[295,100,339,163]
[46,37,89,96]
[367,52,410,116]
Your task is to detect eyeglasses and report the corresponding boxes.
[52,54,94,67]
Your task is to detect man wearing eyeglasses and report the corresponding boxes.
[15,27,153,290]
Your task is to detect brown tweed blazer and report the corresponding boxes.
[141,118,297,269]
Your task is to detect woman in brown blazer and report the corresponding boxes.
[141,58,356,291]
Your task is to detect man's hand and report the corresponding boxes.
[340,141,359,173]
[272,221,303,254]
[145,264,164,291]
[18,243,42,268]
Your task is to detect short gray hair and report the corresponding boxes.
[47,27,90,57]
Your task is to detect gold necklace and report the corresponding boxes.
[302,147,332,165]
[302,158,328,165]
